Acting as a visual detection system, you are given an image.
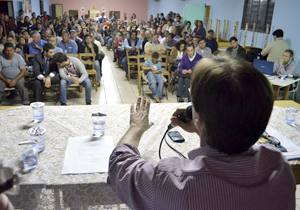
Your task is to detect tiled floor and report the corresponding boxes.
[0,48,179,106]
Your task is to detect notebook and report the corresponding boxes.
[253,59,274,75]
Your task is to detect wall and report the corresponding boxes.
[148,0,300,101]
[49,0,148,21]
[31,0,40,16]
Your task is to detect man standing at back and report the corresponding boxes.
[261,29,290,62]
[226,37,246,60]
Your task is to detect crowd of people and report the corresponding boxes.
[0,9,296,105]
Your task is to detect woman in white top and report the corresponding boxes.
[181,21,192,36]
[162,20,173,33]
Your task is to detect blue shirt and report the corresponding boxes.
[124,38,141,51]
[57,40,78,54]
[29,39,47,55]
[54,47,63,54]
[144,59,162,73]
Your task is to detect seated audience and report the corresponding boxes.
[89,26,104,46]
[144,33,166,60]
[273,50,296,76]
[115,32,127,61]
[142,52,164,103]
[195,38,212,58]
[57,31,78,54]
[261,29,290,62]
[33,43,60,102]
[121,30,141,77]
[162,20,173,33]
[22,30,33,44]
[69,30,82,46]
[78,33,101,86]
[108,56,295,210]
[0,36,6,55]
[6,36,23,57]
[163,33,177,51]
[29,31,47,55]
[226,37,246,60]
[53,52,92,105]
[169,39,187,72]
[0,43,29,105]
[141,30,151,53]
[181,21,192,36]
[192,37,199,49]
[177,44,202,102]
[48,35,63,54]
[172,28,181,42]
[173,16,183,27]
[193,20,206,39]
[205,30,218,54]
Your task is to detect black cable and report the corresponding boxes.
[158,125,187,160]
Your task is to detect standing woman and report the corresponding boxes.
[193,20,206,39]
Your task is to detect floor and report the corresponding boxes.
[0,48,179,106]
[2,48,300,209]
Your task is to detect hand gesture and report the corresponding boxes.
[182,70,187,74]
[130,97,154,133]
[8,79,17,87]
[131,46,136,52]
[87,43,93,49]
[187,69,192,74]
[280,58,284,67]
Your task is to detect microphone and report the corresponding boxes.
[168,105,193,130]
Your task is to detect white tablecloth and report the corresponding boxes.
[0,104,299,209]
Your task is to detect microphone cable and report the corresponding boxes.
[158,125,187,160]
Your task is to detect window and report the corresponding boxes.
[241,0,275,33]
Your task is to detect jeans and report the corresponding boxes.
[118,50,125,58]
[177,77,190,98]
[95,60,101,81]
[60,78,92,104]
[147,72,164,98]
[107,38,113,49]
[105,36,111,45]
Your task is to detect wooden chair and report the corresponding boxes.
[78,53,98,91]
[66,53,79,58]
[160,54,171,94]
[137,54,169,99]
[126,49,140,81]
[25,54,35,62]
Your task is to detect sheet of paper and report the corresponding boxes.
[265,125,300,160]
[62,136,115,174]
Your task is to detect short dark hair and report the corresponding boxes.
[61,31,70,37]
[208,29,214,34]
[199,38,206,43]
[272,29,284,38]
[186,43,195,49]
[43,43,55,53]
[229,36,238,42]
[160,13,164,16]
[4,43,14,50]
[130,30,137,36]
[191,56,273,155]
[284,49,294,58]
[167,33,174,39]
[176,40,187,50]
[53,52,68,63]
[152,52,159,59]
[83,33,92,40]
[186,21,191,26]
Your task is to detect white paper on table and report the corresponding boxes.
[265,125,300,160]
[62,136,114,174]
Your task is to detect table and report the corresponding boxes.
[265,75,300,100]
[1,103,300,209]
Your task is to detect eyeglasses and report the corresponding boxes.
[261,131,281,146]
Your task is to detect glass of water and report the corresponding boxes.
[92,116,106,137]
[30,102,45,122]
[285,107,299,124]
[19,141,38,170]
[28,127,46,153]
